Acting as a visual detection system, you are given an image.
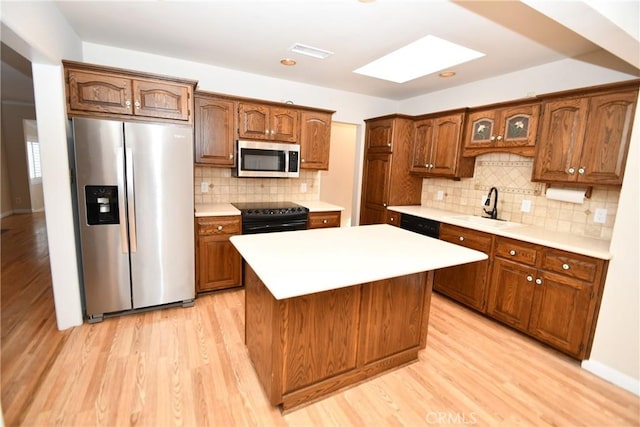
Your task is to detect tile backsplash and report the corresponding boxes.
[421,153,619,240]
[194,166,320,204]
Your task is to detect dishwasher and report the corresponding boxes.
[399,213,440,238]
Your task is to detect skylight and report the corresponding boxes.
[353,35,485,83]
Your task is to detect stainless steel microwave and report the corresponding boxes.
[233,140,300,178]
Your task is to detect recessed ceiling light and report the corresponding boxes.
[439,71,456,78]
[280,58,297,66]
[353,35,484,83]
[289,43,333,60]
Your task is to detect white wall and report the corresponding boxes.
[1,1,84,330]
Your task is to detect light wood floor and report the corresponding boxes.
[2,213,639,426]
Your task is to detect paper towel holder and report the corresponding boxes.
[544,183,592,199]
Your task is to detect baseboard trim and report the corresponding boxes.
[1,209,32,219]
[582,359,640,396]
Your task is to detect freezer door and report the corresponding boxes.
[124,122,195,308]
[73,118,132,315]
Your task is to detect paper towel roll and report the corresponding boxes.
[545,187,586,204]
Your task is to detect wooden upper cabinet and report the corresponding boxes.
[194,93,237,166]
[411,112,474,178]
[238,102,299,143]
[366,118,394,152]
[300,111,332,170]
[464,102,540,157]
[132,80,191,121]
[64,61,196,123]
[67,70,133,115]
[533,87,638,185]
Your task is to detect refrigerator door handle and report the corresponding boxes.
[116,150,128,254]
[125,148,137,253]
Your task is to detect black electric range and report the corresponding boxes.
[231,202,309,234]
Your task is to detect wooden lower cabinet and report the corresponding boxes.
[244,264,432,410]
[434,224,492,312]
[486,236,606,359]
[196,216,242,293]
[386,210,401,226]
[307,211,341,229]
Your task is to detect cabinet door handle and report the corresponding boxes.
[390,217,395,222]
[459,236,465,241]
[526,275,534,282]
[490,135,496,141]
[509,250,517,256]
[125,100,132,108]
[265,129,270,135]
[535,278,543,285]
[430,163,435,169]
[217,225,223,231]
[229,153,234,160]
[562,263,570,270]
[134,100,140,109]
[322,219,328,224]
[387,142,392,147]
[568,167,575,174]
[578,167,586,175]
[496,135,503,141]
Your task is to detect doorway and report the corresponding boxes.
[320,122,360,227]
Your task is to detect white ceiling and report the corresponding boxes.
[2,1,639,104]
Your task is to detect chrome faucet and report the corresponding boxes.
[483,187,499,219]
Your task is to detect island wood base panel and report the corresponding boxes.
[244,264,434,411]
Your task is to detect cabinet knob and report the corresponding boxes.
[387,142,392,147]
[134,100,140,109]
[568,167,575,174]
[509,250,517,256]
[425,163,429,168]
[217,225,223,231]
[578,167,586,175]
[301,158,305,163]
[459,236,464,241]
[526,275,533,282]
[229,153,234,159]
[265,130,270,135]
[562,263,570,270]
[125,100,131,108]
[390,217,395,222]
[429,163,434,169]
[490,135,496,141]
[271,130,275,135]
[383,203,387,207]
[496,135,503,141]
[322,219,328,224]
[535,278,543,285]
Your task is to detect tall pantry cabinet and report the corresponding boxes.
[360,115,422,225]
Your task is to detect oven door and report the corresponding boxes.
[242,217,308,234]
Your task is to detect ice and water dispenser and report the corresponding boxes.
[85,186,120,225]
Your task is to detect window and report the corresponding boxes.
[26,140,42,180]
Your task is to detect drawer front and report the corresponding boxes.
[541,249,602,282]
[308,211,341,229]
[387,210,401,227]
[197,216,241,235]
[494,237,538,266]
[440,224,493,252]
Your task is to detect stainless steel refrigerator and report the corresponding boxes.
[72,117,194,322]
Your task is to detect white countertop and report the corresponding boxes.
[195,200,343,217]
[388,205,612,260]
[195,203,240,217]
[230,224,487,300]
[295,200,345,212]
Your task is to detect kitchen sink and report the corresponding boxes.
[446,215,524,229]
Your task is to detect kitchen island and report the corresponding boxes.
[230,224,486,410]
